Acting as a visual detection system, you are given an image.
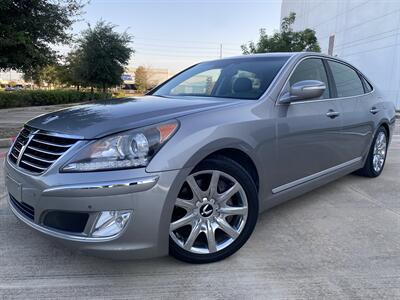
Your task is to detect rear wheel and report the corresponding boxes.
[169,156,258,263]
[356,126,388,177]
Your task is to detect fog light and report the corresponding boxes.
[91,210,132,238]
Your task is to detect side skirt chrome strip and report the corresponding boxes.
[272,157,362,194]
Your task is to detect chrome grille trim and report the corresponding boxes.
[31,137,75,148]
[9,152,18,160]
[8,126,79,174]
[20,159,47,171]
[23,152,56,164]
[27,145,65,156]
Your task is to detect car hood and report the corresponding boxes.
[27,96,240,139]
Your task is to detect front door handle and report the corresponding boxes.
[326,110,340,119]
[370,107,380,114]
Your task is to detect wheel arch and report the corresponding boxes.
[380,121,390,136]
[179,138,261,192]
[203,148,260,192]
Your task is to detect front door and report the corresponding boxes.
[272,58,343,193]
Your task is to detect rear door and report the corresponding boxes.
[326,59,374,161]
[272,58,343,192]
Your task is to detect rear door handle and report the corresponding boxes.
[326,110,340,119]
[370,107,380,114]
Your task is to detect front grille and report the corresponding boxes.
[9,194,35,221]
[9,126,78,174]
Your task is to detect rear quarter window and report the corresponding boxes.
[362,76,373,93]
[328,60,364,97]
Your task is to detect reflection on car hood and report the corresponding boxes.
[27,96,241,139]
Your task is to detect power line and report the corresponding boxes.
[134,50,220,58]
[133,36,240,46]
[133,42,239,52]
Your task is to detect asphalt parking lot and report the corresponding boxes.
[0,124,399,299]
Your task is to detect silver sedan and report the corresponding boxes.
[4,52,396,263]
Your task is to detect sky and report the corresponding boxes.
[70,0,283,73]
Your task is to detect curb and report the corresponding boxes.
[0,137,14,148]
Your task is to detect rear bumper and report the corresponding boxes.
[5,158,189,259]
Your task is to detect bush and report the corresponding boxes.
[0,90,112,109]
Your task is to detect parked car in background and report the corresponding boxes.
[4,86,16,91]
[4,84,23,91]
[5,53,396,263]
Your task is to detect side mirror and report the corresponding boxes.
[279,80,326,104]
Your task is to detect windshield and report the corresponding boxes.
[151,56,289,100]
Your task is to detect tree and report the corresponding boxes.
[77,21,134,92]
[23,68,44,87]
[57,50,85,90]
[0,0,84,73]
[23,64,61,88]
[241,12,320,54]
[134,66,149,93]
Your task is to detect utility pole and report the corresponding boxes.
[219,44,222,59]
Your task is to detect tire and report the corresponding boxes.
[355,126,388,178]
[169,155,258,264]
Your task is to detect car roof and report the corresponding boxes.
[202,52,330,64]
[205,52,295,62]
[202,52,356,67]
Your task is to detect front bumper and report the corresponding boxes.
[5,158,188,259]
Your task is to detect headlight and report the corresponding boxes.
[61,120,178,172]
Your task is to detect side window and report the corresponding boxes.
[328,61,364,97]
[289,58,330,99]
[362,76,373,93]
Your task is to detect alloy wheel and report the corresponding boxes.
[170,170,248,254]
[372,131,387,173]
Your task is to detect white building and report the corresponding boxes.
[281,0,400,109]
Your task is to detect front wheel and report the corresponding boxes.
[356,126,388,178]
[169,156,258,263]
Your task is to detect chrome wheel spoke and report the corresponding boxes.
[215,217,239,239]
[184,221,201,250]
[205,220,217,252]
[175,198,195,211]
[207,170,220,198]
[186,175,205,200]
[216,183,240,204]
[219,206,248,216]
[170,213,195,231]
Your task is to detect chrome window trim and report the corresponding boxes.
[272,157,362,194]
[275,55,374,106]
